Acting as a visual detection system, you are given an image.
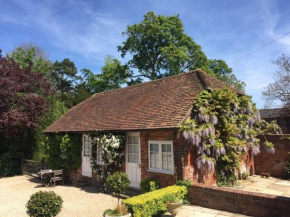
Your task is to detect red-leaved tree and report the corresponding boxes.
[0,49,54,137]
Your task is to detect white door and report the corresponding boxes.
[126,133,141,188]
[82,135,92,177]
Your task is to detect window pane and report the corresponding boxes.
[162,152,168,162]
[134,136,139,144]
[128,154,133,162]
[150,143,154,151]
[167,154,172,163]
[128,144,133,153]
[128,136,134,144]
[155,144,159,152]
[134,154,139,163]
[150,160,155,168]
[168,163,173,171]
[150,152,155,160]
[162,145,167,152]
[134,145,139,153]
[162,162,168,170]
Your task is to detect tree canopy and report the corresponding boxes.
[0,50,54,137]
[118,12,210,81]
[263,54,290,109]
[7,43,52,78]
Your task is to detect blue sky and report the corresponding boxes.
[1,0,290,108]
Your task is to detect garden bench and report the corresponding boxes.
[50,169,64,186]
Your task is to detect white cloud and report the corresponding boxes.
[0,0,128,62]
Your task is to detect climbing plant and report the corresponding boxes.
[90,133,126,182]
[43,134,82,171]
[179,88,280,185]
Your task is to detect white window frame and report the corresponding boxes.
[83,134,104,165]
[148,140,174,174]
[96,147,104,165]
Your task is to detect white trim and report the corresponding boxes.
[96,147,104,165]
[148,140,174,173]
[126,132,141,189]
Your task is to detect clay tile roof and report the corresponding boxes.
[44,69,242,133]
[260,108,290,119]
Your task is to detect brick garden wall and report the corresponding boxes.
[189,184,290,217]
[254,135,290,178]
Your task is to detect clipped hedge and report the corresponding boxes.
[123,185,187,217]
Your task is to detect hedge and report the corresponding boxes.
[123,185,187,217]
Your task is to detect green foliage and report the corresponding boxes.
[0,146,23,177]
[106,172,131,196]
[43,134,82,172]
[140,178,160,193]
[162,194,182,203]
[285,161,290,179]
[82,56,129,94]
[118,11,210,81]
[26,191,63,217]
[217,172,237,187]
[123,185,187,217]
[242,172,249,180]
[90,133,126,182]
[7,43,52,78]
[179,88,281,185]
[103,209,123,216]
[176,180,192,192]
[33,97,67,161]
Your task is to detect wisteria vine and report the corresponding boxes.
[180,88,280,181]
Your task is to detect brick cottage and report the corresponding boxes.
[44,69,247,188]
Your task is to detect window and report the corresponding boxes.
[127,135,139,163]
[96,148,104,164]
[83,135,92,157]
[148,141,174,173]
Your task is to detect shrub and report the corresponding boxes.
[103,204,129,216]
[140,178,160,193]
[162,194,182,203]
[123,185,187,217]
[176,180,192,204]
[106,172,130,205]
[241,172,249,180]
[285,161,290,179]
[26,191,63,217]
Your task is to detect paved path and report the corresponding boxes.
[224,175,290,197]
[0,175,117,217]
[163,205,250,217]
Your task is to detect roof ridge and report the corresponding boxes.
[91,70,201,97]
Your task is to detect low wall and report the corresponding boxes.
[189,184,290,217]
[255,135,290,178]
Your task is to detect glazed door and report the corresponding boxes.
[82,135,92,177]
[126,133,141,188]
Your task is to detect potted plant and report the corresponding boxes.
[104,172,131,217]
[162,194,183,216]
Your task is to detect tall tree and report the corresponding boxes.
[263,54,290,108]
[82,55,128,93]
[51,58,81,94]
[0,49,54,137]
[209,59,246,91]
[118,12,210,82]
[7,43,52,78]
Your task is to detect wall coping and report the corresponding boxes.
[190,184,290,204]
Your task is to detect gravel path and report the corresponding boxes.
[0,176,118,217]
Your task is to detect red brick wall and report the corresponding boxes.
[254,135,290,178]
[140,130,216,188]
[189,184,290,217]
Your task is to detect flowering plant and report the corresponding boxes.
[180,88,280,184]
[90,133,126,183]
